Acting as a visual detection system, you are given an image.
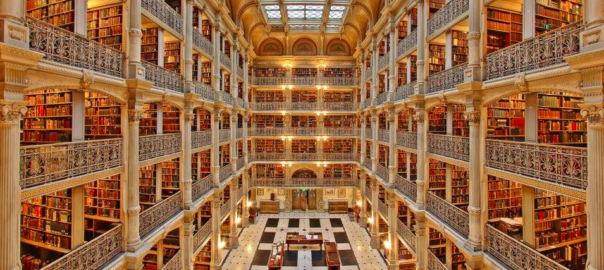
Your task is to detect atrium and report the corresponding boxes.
[0,0,602,269]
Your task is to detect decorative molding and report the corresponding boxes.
[0,101,28,122]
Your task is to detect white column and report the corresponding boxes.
[359,172,368,227]
[126,108,144,251]
[388,110,397,184]
[184,0,193,83]
[371,110,378,171]
[360,115,367,164]
[211,194,222,270]
[416,1,426,87]
[229,184,239,248]
[414,107,426,208]
[464,110,482,251]
[387,195,398,270]
[183,104,194,209]
[212,18,222,94]
[465,0,482,81]
[127,0,145,79]
[370,179,380,248]
[212,108,221,185]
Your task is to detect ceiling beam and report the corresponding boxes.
[278,0,288,31]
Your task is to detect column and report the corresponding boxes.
[243,114,249,163]
[231,38,238,99]
[127,0,145,79]
[416,0,426,89]
[182,215,195,270]
[371,110,379,171]
[370,179,380,249]
[243,51,250,107]
[359,171,368,227]
[242,173,250,228]
[230,112,237,172]
[371,39,379,102]
[388,17,397,95]
[464,108,483,251]
[126,102,145,252]
[360,114,367,164]
[388,109,397,184]
[183,102,194,209]
[414,105,426,208]
[184,0,193,83]
[229,184,239,248]
[387,195,398,270]
[212,108,221,185]
[316,189,325,212]
[415,213,428,270]
[211,194,222,270]
[360,51,367,105]
[212,17,222,95]
[465,0,482,81]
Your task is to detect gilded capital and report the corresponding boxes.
[463,111,481,125]
[128,110,143,123]
[0,101,28,122]
[581,106,604,127]
[413,113,425,123]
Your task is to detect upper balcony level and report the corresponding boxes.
[251,67,358,88]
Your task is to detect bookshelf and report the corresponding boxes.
[192,153,199,181]
[141,28,159,65]
[487,94,526,141]
[292,90,318,103]
[202,19,212,41]
[164,42,181,72]
[84,175,120,222]
[85,91,121,139]
[255,68,286,77]
[255,90,285,103]
[256,164,285,178]
[487,175,522,221]
[223,73,231,94]
[398,109,411,131]
[140,103,158,136]
[253,115,284,128]
[193,54,200,82]
[292,140,317,154]
[22,89,73,144]
[21,190,73,253]
[199,150,211,178]
[452,30,469,67]
[163,229,180,263]
[537,92,586,145]
[161,159,180,199]
[486,8,523,53]
[365,141,372,159]
[197,109,211,130]
[409,55,417,83]
[220,145,230,167]
[428,105,446,134]
[428,228,446,262]
[140,165,157,212]
[324,68,354,77]
[378,75,386,94]
[292,68,317,77]
[324,91,354,103]
[452,104,468,137]
[87,5,123,51]
[26,0,74,31]
[398,63,408,86]
[324,139,354,153]
[379,113,388,130]
[324,164,353,178]
[428,0,446,17]
[398,203,409,224]
[162,104,180,133]
[397,150,408,178]
[451,244,467,270]
[142,245,158,270]
[428,160,446,199]
[165,0,181,14]
[398,20,408,40]
[324,115,355,128]
[378,145,388,167]
[428,44,445,74]
[201,62,212,85]
[409,153,417,181]
[194,239,212,269]
[291,116,317,128]
[255,139,285,154]
[535,0,582,36]
[451,166,469,211]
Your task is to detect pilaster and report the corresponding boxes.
[212,108,222,186]
[415,213,428,270]
[387,194,398,270]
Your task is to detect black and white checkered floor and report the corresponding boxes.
[222,213,388,270]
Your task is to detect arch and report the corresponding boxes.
[326,39,351,56]
[258,38,284,56]
[351,3,374,26]
[236,2,257,22]
[292,38,318,56]
[343,23,362,38]
[291,169,317,179]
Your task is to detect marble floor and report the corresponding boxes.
[222,212,389,270]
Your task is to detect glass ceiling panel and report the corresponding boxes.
[259,1,352,31]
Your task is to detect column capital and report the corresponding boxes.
[413,112,425,123]
[463,111,481,125]
[0,100,27,123]
[581,106,604,127]
[128,109,144,123]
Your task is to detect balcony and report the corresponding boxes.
[291,102,319,111]
[193,219,213,251]
[322,153,359,161]
[397,29,417,57]
[378,54,390,71]
[250,152,358,162]
[141,0,183,34]
[323,102,356,111]
[238,67,244,78]
[486,22,583,81]
[252,178,356,188]
[291,77,317,86]
[219,129,231,143]
[139,192,182,237]
[251,76,290,86]
[426,63,467,95]
[219,165,232,182]
[396,82,416,101]
[192,175,213,201]
[236,97,244,108]
[27,17,124,78]
[485,225,567,270]
[427,134,470,162]
[236,185,244,201]
[378,200,389,220]
[394,174,417,202]
[236,158,245,171]
[378,130,390,143]
[485,140,587,190]
[193,81,214,101]
[397,219,416,252]
[427,0,469,37]
[221,199,231,220]
[426,192,469,237]
[192,130,212,149]
[361,99,372,110]
[250,102,288,111]
[321,77,358,86]
[291,153,319,160]
[236,128,243,140]
[139,133,182,161]
[193,31,214,57]
[323,128,360,136]
[220,53,232,70]
[163,250,182,270]
[20,138,123,189]
[377,92,389,106]
[41,224,122,270]
[142,61,183,93]
[365,128,373,139]
[218,91,234,106]
[397,131,417,149]
[248,128,286,136]
[377,164,389,181]
[428,250,448,270]
[366,184,373,200]
[365,68,372,80]
[290,127,320,136]
[362,158,372,170]
[249,76,358,87]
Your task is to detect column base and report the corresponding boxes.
[359,217,367,227]
[464,240,482,252]
[370,235,380,249]
[229,237,239,249]
[126,240,144,253]
[211,265,222,270]
[588,264,600,270]
[387,263,397,270]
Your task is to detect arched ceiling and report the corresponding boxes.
[230,0,383,55]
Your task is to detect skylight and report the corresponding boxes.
[265,5,281,19]
[259,1,352,32]
[328,6,346,20]
[287,5,324,19]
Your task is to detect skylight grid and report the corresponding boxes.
[264,5,282,19]
[286,5,324,20]
[328,6,346,19]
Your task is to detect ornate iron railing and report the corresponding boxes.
[139,192,182,236]
[485,140,587,190]
[397,82,416,101]
[141,0,183,33]
[253,178,356,187]
[236,97,244,108]
[395,174,417,202]
[236,158,245,171]
[27,17,124,78]
[323,102,356,111]
[397,131,417,149]
[218,91,234,106]
[427,192,469,237]
[362,158,372,170]
[291,102,319,111]
[397,219,416,252]
[139,133,182,161]
[486,22,583,80]
[193,81,214,101]
[236,128,243,140]
[162,250,182,270]
[426,63,467,95]
[366,185,373,200]
[250,153,287,161]
[192,175,213,201]
[378,54,390,70]
[219,129,231,143]
[378,129,390,143]
[365,68,372,80]
[361,98,372,109]
[192,130,212,149]
[365,128,373,139]
[193,219,212,251]
[219,165,232,182]
[321,77,358,86]
[323,128,359,136]
[250,76,289,85]
[428,250,448,270]
[250,102,288,111]
[193,31,213,56]
[238,67,244,78]
[427,0,469,37]
[20,139,122,189]
[427,134,470,162]
[291,153,319,160]
[221,199,231,220]
[291,77,317,86]
[142,61,183,93]
[252,178,286,186]
[397,29,417,57]
[378,200,389,220]
[322,153,358,161]
[290,127,319,136]
[377,92,389,105]
[237,186,244,201]
[486,225,567,270]
[248,128,286,136]
[41,224,123,270]
[220,53,232,70]
[377,164,390,182]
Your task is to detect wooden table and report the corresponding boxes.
[285,232,324,250]
[325,241,341,270]
[267,242,284,270]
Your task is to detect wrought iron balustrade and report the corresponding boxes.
[163,250,182,270]
[366,185,373,200]
[193,31,213,56]
[427,134,470,162]
[236,97,244,108]
[397,29,417,57]
[20,138,122,189]
[251,76,290,85]
[428,250,448,270]
[378,200,389,220]
[377,164,389,181]
[378,130,390,143]
[250,153,287,161]
[139,133,182,161]
[27,17,124,78]
[220,53,232,70]
[218,91,234,106]
[486,22,583,80]
[192,130,212,149]
[427,192,469,237]
[361,99,372,109]
[324,128,359,136]
[323,102,356,111]
[193,81,214,101]
[238,67,244,78]
[291,77,317,86]
[252,178,286,186]
[221,199,231,219]
[323,153,358,161]
[142,61,183,93]
[289,127,319,136]
[291,102,319,111]
[377,92,389,105]
[139,192,182,236]
[485,139,587,190]
[365,128,373,139]
[378,54,390,70]
[193,219,212,251]
[141,0,183,33]
[395,174,417,202]
[248,128,286,136]
[192,175,213,201]
[219,165,232,182]
[321,77,358,86]
[365,68,372,80]
[236,128,243,139]
[219,129,231,143]
[237,186,244,201]
[398,82,417,101]
[397,131,417,149]
[426,63,467,95]
[397,219,416,252]
[236,158,245,171]
[363,158,372,170]
[250,102,288,111]
[291,153,318,160]
[427,0,469,37]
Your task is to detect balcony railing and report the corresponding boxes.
[361,98,372,110]
[427,134,470,162]
[323,102,356,111]
[378,54,390,70]
[253,178,356,187]
[237,186,244,201]
[236,97,244,108]
[485,140,587,190]
[397,82,416,101]
[378,200,389,220]
[427,0,469,37]
[142,61,183,93]
[426,63,467,95]
[141,0,183,33]
[249,76,358,86]
[139,133,182,161]
[193,81,214,101]
[193,31,213,56]
[221,199,231,220]
[395,174,417,202]
[20,138,123,189]
[321,77,358,86]
[192,175,213,201]
[250,102,288,111]
[291,153,319,160]
[252,178,286,186]
[427,192,469,237]
[365,128,373,139]
[291,77,317,86]
[251,76,289,85]
[218,91,234,106]
[365,68,372,80]
[397,219,416,252]
[219,129,231,143]
[192,130,212,149]
[163,250,182,270]
[250,153,287,161]
[219,165,232,182]
[27,17,124,78]
[378,129,390,143]
[248,128,286,136]
[323,128,359,136]
[377,164,389,181]
[236,158,245,171]
[397,131,417,149]
[220,53,232,70]
[363,158,372,170]
[42,224,123,270]
[486,225,567,270]
[291,102,319,111]
[290,127,319,136]
[428,250,448,270]
[322,153,359,161]
[397,29,417,57]
[486,22,583,80]
[238,67,244,78]
[139,192,182,236]
[194,219,213,251]
[366,185,373,200]
[236,128,243,140]
[377,92,389,105]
